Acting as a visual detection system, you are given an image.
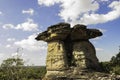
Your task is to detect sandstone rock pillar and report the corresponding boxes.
[36,23,71,79]
[35,23,103,79]
[71,24,102,70]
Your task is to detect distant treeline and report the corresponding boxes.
[0,57,46,80]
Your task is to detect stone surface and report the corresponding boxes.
[43,70,120,80]
[35,22,104,80]
[71,24,102,40]
[35,23,71,42]
[46,41,68,71]
[72,41,100,70]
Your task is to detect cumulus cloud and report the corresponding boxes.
[98,28,106,33]
[92,37,101,41]
[2,19,38,31]
[2,24,14,29]
[11,52,24,57]
[5,44,11,48]
[0,53,5,64]
[96,48,104,51]
[0,53,4,58]
[15,18,38,31]
[11,52,19,57]
[78,1,120,25]
[100,0,109,2]
[7,38,16,42]
[22,8,34,15]
[38,0,120,25]
[38,0,60,6]
[0,11,2,15]
[14,34,47,51]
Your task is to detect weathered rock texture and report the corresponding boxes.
[35,23,110,80]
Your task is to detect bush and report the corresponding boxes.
[100,62,112,73]
[112,66,120,74]
[0,57,46,80]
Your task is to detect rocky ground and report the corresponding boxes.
[43,69,120,80]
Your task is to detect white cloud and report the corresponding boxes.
[2,19,38,31]
[78,1,120,25]
[70,1,120,25]
[2,24,14,29]
[22,8,34,15]
[38,0,99,21]
[98,28,106,33]
[100,0,109,2]
[11,52,24,57]
[0,11,2,15]
[96,48,104,51]
[38,0,120,25]
[14,34,47,66]
[92,37,101,41]
[0,53,4,58]
[7,38,16,42]
[14,34,47,51]
[15,18,38,31]
[5,44,11,48]
[0,53,5,65]
[59,0,99,23]
[38,0,60,6]
[11,52,18,57]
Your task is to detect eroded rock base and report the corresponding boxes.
[35,23,119,80]
[43,70,120,80]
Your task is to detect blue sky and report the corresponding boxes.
[0,0,120,66]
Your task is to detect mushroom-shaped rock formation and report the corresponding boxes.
[71,24,102,71]
[71,24,102,40]
[35,23,71,42]
[35,22,103,80]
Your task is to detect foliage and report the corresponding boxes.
[100,52,120,74]
[110,52,120,66]
[0,57,24,80]
[1,57,24,67]
[100,61,112,73]
[1,50,119,80]
[110,52,120,74]
[112,66,120,74]
[0,57,46,80]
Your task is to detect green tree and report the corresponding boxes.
[0,57,46,80]
[110,52,120,66]
[0,47,46,79]
[109,52,120,74]
[1,57,24,67]
[115,52,120,65]
[0,57,25,80]
[100,61,112,73]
